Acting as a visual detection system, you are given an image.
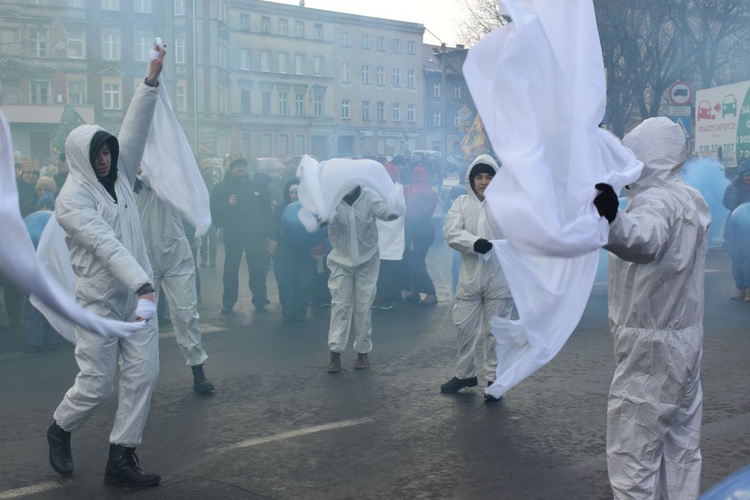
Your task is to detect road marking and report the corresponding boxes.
[159,323,225,339]
[208,416,376,455]
[0,481,65,499]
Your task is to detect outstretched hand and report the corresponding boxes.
[146,42,167,86]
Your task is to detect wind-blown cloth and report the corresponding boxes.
[295,155,405,231]
[463,0,643,399]
[0,109,143,340]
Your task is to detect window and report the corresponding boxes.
[341,99,350,119]
[433,82,441,98]
[279,92,288,115]
[362,65,370,85]
[175,37,186,64]
[261,16,270,33]
[279,134,289,156]
[341,32,349,47]
[407,69,416,89]
[240,89,251,113]
[240,49,251,70]
[67,0,84,6]
[313,56,323,76]
[295,93,304,115]
[454,114,461,128]
[29,80,49,104]
[295,21,304,38]
[362,35,369,49]
[341,63,350,83]
[314,95,323,116]
[176,80,187,112]
[407,103,415,123]
[377,66,385,86]
[101,29,121,61]
[295,54,304,75]
[67,31,85,59]
[393,39,401,53]
[261,134,272,156]
[376,102,385,121]
[295,134,305,154]
[240,13,250,30]
[377,36,385,51]
[278,53,288,73]
[393,103,401,121]
[29,28,47,58]
[392,68,401,88]
[261,51,271,72]
[67,79,86,105]
[433,111,442,126]
[134,33,151,61]
[134,0,151,13]
[103,80,121,110]
[262,91,271,114]
[174,0,184,16]
[314,23,322,40]
[102,0,119,10]
[454,85,462,99]
[278,19,288,35]
[362,100,370,121]
[408,40,416,55]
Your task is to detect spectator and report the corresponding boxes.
[722,159,750,301]
[404,166,439,304]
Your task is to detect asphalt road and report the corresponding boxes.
[0,241,748,499]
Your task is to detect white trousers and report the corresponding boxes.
[327,255,379,354]
[155,269,207,366]
[453,297,513,381]
[607,324,703,500]
[54,321,160,447]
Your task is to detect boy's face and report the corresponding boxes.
[473,172,494,199]
[94,143,112,178]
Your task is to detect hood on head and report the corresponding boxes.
[738,159,750,178]
[466,154,499,198]
[65,124,120,187]
[622,117,685,193]
[412,166,430,188]
[385,163,401,183]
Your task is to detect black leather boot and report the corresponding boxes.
[191,364,215,394]
[47,422,73,477]
[104,444,161,487]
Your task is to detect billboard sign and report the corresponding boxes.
[695,80,750,168]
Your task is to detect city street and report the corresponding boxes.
[0,241,748,499]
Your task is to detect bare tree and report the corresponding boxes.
[455,0,507,46]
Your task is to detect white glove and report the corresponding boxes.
[135,297,157,321]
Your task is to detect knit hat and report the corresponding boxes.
[226,152,248,171]
[36,176,57,194]
[469,163,495,191]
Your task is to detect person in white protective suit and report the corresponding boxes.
[593,117,711,500]
[440,154,513,403]
[46,46,167,488]
[326,186,398,373]
[134,173,215,394]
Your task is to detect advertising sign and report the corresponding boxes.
[695,80,750,168]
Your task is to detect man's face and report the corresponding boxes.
[94,143,112,178]
[22,171,39,185]
[231,163,248,177]
[289,188,299,202]
[473,172,494,199]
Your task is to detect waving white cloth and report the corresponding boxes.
[463,0,643,399]
[296,155,405,231]
[0,110,143,340]
[140,43,211,237]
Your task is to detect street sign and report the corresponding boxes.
[458,106,472,121]
[668,81,693,106]
[668,106,691,117]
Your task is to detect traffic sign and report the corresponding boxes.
[668,81,693,106]
[668,106,691,117]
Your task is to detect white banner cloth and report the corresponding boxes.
[0,110,143,340]
[463,0,643,398]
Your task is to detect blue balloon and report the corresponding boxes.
[700,463,750,499]
[280,202,325,249]
[23,211,52,249]
[724,203,750,260]
[682,158,730,248]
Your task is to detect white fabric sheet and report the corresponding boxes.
[296,155,405,232]
[463,0,643,399]
[0,110,142,340]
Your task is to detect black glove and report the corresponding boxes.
[594,183,618,223]
[473,238,493,254]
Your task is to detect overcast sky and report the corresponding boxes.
[273,0,464,46]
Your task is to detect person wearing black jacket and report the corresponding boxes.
[210,153,275,314]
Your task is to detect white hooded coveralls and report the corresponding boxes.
[53,84,160,448]
[327,188,392,354]
[444,155,513,382]
[136,175,207,366]
[605,117,710,500]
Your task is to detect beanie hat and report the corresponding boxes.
[36,176,57,194]
[469,163,495,191]
[226,152,248,171]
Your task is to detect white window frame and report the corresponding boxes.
[341,63,350,83]
[433,82,441,98]
[314,95,323,116]
[295,21,304,38]
[29,28,47,58]
[261,51,271,72]
[29,80,49,104]
[134,0,151,13]
[454,85,462,99]
[261,16,270,34]
[392,68,401,88]
[103,80,121,110]
[362,100,370,121]
[377,36,385,51]
[101,29,121,61]
[377,101,385,121]
[341,99,350,119]
[295,93,305,115]
[433,111,442,127]
[407,103,415,123]
[377,66,385,86]
[362,65,370,85]
[175,37,186,64]
[314,23,323,40]
[362,34,370,49]
[407,69,416,89]
[174,0,184,16]
[278,53,288,74]
[313,56,323,76]
[134,33,151,62]
[176,80,187,112]
[295,54,304,75]
[67,31,85,59]
[240,13,250,31]
[240,49,251,70]
[393,103,401,122]
[279,92,288,115]
[393,39,401,53]
[101,0,119,11]
[341,32,349,47]
[408,40,416,55]
[67,79,86,105]
[279,19,288,35]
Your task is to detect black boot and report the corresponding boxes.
[440,376,478,393]
[47,422,73,477]
[104,444,161,487]
[191,364,215,394]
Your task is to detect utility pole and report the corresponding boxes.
[441,42,448,164]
